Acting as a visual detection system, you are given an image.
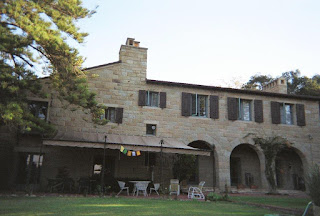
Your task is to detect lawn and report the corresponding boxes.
[0,196,280,216]
[230,195,310,210]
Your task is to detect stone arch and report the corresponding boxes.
[229,143,263,189]
[188,140,218,188]
[275,146,307,190]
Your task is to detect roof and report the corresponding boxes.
[146,79,320,101]
[43,132,210,156]
[83,61,122,71]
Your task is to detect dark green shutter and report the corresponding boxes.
[116,108,123,124]
[210,95,219,119]
[138,90,146,106]
[227,97,238,120]
[296,104,306,126]
[254,100,263,123]
[181,92,191,116]
[271,101,280,124]
[160,92,166,108]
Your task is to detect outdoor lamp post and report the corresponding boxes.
[160,139,164,191]
[101,135,107,193]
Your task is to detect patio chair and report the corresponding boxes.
[188,181,205,200]
[135,182,148,196]
[169,179,180,196]
[149,183,160,195]
[117,181,129,196]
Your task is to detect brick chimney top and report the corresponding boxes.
[126,38,140,47]
[262,77,287,94]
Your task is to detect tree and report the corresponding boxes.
[253,136,291,193]
[242,70,320,96]
[0,0,102,136]
[242,74,273,90]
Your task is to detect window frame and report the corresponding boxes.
[238,99,252,121]
[146,124,157,136]
[105,107,116,123]
[145,91,160,107]
[280,103,294,125]
[191,94,208,117]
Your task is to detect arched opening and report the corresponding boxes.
[275,147,305,190]
[230,144,261,189]
[188,140,216,187]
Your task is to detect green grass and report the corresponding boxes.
[0,196,279,216]
[230,195,310,210]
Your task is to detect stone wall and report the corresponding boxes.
[7,39,320,191]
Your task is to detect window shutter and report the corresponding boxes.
[160,92,166,108]
[181,92,191,116]
[138,90,146,106]
[296,104,306,126]
[271,101,281,124]
[227,97,238,120]
[115,108,123,124]
[210,95,219,119]
[254,100,263,123]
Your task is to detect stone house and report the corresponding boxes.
[1,38,320,192]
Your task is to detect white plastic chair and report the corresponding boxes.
[169,179,180,196]
[117,181,129,196]
[135,182,148,196]
[188,181,205,199]
[149,183,160,195]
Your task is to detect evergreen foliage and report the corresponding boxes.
[0,0,103,136]
[306,164,320,206]
[242,70,320,96]
[172,154,196,182]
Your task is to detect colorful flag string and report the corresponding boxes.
[120,145,141,157]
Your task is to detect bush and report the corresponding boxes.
[206,192,220,201]
[306,165,320,206]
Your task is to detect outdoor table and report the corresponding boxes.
[129,181,150,196]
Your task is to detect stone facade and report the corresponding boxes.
[1,38,320,192]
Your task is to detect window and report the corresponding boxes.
[146,124,156,135]
[280,103,293,125]
[139,90,166,108]
[239,99,252,121]
[100,107,123,124]
[191,94,208,117]
[106,107,116,123]
[145,91,159,107]
[29,101,48,120]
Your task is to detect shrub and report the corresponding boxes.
[306,165,320,206]
[206,192,220,201]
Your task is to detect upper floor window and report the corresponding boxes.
[191,94,208,117]
[138,90,167,108]
[29,101,48,121]
[280,103,293,125]
[100,107,124,124]
[239,99,252,121]
[146,91,159,107]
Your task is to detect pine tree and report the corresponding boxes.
[0,0,101,135]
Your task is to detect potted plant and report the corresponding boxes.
[306,165,320,216]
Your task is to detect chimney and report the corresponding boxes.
[262,77,287,94]
[126,38,140,47]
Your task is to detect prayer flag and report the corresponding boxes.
[123,149,128,154]
[132,151,136,156]
[136,151,141,156]
[120,146,124,152]
[127,151,132,156]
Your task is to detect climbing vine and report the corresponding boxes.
[253,136,292,193]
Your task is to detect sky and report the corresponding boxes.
[73,0,320,87]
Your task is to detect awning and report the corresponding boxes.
[43,133,210,156]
